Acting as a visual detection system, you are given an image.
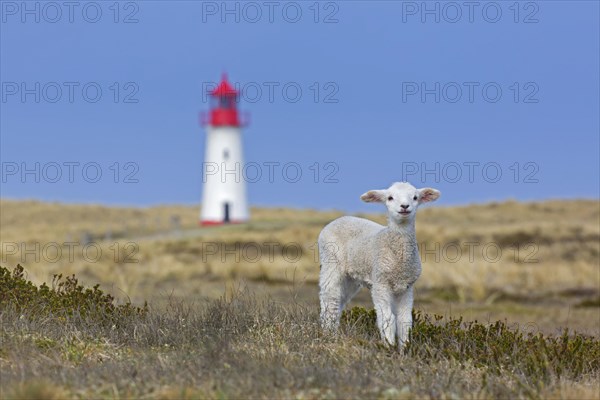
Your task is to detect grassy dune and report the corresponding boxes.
[0,198,599,398]
[1,199,598,302]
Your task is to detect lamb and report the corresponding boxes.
[318,182,440,347]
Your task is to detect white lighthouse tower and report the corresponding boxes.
[200,74,249,225]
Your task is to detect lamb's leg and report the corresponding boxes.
[320,271,361,331]
[319,266,344,331]
[372,285,396,346]
[395,286,414,348]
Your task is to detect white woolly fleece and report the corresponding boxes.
[318,182,440,347]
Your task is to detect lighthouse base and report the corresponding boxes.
[199,220,246,227]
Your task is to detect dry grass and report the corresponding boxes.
[1,272,599,400]
[1,198,598,304]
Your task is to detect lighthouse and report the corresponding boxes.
[200,74,249,225]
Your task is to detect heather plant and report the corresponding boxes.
[0,264,147,324]
[343,306,600,383]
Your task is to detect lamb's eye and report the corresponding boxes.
[413,195,418,200]
[387,196,393,201]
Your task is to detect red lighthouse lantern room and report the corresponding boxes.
[207,74,240,127]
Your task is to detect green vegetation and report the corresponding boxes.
[0,264,147,323]
[344,307,600,382]
[2,265,599,399]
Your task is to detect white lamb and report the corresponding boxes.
[318,182,440,347]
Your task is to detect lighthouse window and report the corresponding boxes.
[223,149,230,160]
[219,97,233,109]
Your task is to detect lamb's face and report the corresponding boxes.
[361,182,440,223]
[385,182,422,221]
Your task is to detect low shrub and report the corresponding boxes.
[0,264,147,324]
[342,306,600,382]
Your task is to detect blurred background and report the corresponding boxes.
[2,1,599,208]
[1,1,599,336]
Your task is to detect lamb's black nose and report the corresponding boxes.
[400,204,409,209]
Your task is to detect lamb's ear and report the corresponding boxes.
[418,188,440,203]
[360,190,387,203]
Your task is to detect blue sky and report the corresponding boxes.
[1,1,598,212]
